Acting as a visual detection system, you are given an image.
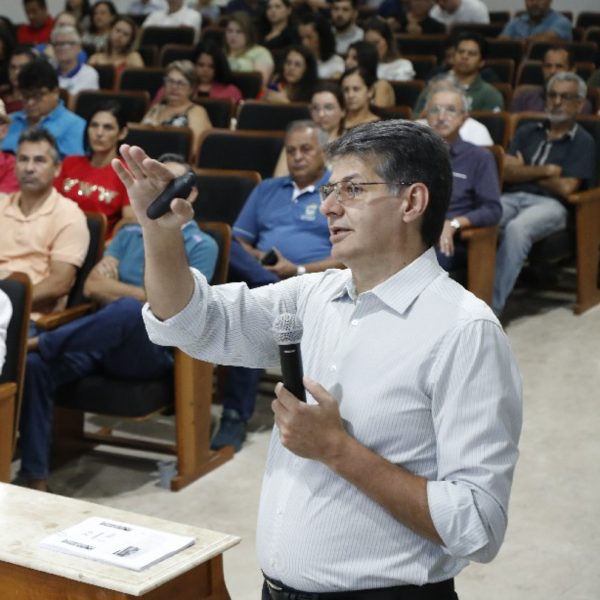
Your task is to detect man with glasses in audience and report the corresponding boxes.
[52,25,99,96]
[2,59,86,159]
[424,83,501,274]
[113,118,522,599]
[493,72,596,315]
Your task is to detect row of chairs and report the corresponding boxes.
[0,214,238,490]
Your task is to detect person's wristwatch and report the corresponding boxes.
[296,265,307,276]
[450,218,461,231]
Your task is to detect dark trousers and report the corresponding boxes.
[19,298,173,479]
[262,577,459,600]
[221,239,280,421]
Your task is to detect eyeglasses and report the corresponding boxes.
[427,104,462,116]
[53,41,78,48]
[164,77,190,88]
[319,181,412,204]
[547,90,581,102]
[21,88,51,103]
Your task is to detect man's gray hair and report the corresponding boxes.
[547,71,587,99]
[51,24,82,44]
[286,120,329,149]
[425,81,470,113]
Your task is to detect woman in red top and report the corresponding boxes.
[54,101,132,238]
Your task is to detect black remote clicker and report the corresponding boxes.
[146,171,196,220]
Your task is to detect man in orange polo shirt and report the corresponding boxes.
[0,128,89,323]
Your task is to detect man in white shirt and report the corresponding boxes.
[52,25,99,96]
[142,0,202,43]
[0,288,11,376]
[430,0,489,27]
[112,119,522,598]
[331,0,364,55]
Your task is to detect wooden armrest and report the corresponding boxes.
[35,302,97,331]
[459,225,498,242]
[0,382,17,402]
[567,186,600,206]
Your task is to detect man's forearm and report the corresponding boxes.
[504,163,555,184]
[143,225,195,321]
[538,176,580,200]
[32,275,75,311]
[327,434,443,545]
[85,279,146,306]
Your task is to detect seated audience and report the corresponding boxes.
[0,287,10,376]
[340,67,381,130]
[512,46,593,114]
[88,16,144,78]
[331,0,363,55]
[429,0,490,27]
[211,120,339,452]
[266,45,318,103]
[18,154,218,492]
[0,101,18,194]
[82,0,116,53]
[390,0,446,34]
[425,83,501,273]
[142,60,212,151]
[500,0,572,42]
[18,0,55,45]
[417,74,494,145]
[0,47,36,115]
[54,102,132,238]
[0,25,15,88]
[0,128,89,323]
[261,0,299,51]
[298,13,344,80]
[63,0,92,33]
[52,25,99,95]
[127,0,167,15]
[36,11,88,64]
[224,12,274,91]
[2,58,86,158]
[493,73,596,315]
[273,81,346,175]
[345,42,395,108]
[142,0,202,43]
[363,18,415,82]
[413,32,504,116]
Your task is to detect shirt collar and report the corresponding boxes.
[283,169,331,196]
[331,247,445,315]
[58,62,83,79]
[4,188,61,219]
[450,137,469,156]
[537,119,578,140]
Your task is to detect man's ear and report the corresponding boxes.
[401,183,429,223]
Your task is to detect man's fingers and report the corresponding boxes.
[111,158,133,188]
[118,144,147,181]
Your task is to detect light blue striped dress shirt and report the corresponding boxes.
[143,248,522,592]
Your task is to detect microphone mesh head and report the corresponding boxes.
[272,313,303,345]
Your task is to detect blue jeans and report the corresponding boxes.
[493,192,567,314]
[222,240,280,421]
[19,298,173,479]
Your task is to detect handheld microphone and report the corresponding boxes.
[272,313,306,402]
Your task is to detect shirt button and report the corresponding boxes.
[330,365,337,372]
[277,507,283,515]
[351,319,358,326]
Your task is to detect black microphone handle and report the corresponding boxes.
[279,343,306,402]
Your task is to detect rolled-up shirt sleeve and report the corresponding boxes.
[426,319,522,562]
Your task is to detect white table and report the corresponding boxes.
[0,483,240,599]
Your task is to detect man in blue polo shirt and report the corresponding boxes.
[211,120,340,452]
[17,156,218,492]
[493,72,596,315]
[2,58,85,159]
[500,0,572,42]
[425,83,501,275]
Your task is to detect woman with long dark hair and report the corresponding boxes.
[266,44,318,103]
[364,18,414,82]
[345,41,395,108]
[340,67,380,130]
[54,101,132,237]
[261,0,299,51]
[82,0,116,53]
[298,13,344,80]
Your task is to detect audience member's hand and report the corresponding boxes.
[112,144,195,230]
[272,376,347,463]
[265,248,298,278]
[438,220,455,257]
[543,164,562,178]
[96,257,119,280]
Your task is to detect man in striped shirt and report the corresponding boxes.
[114,120,522,599]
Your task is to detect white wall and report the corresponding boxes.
[2,0,599,24]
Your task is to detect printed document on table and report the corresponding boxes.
[39,516,195,571]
